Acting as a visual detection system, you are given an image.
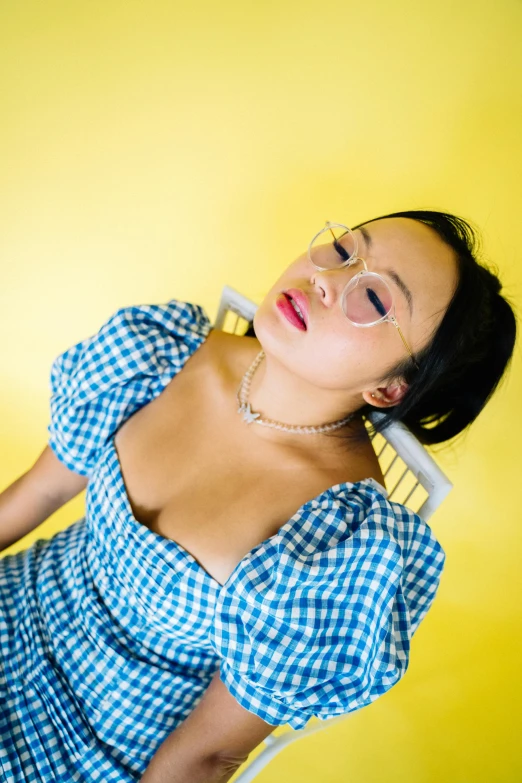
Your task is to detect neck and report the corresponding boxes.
[236,337,365,453]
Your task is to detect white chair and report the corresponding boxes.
[214,284,453,783]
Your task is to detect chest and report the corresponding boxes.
[113,334,384,586]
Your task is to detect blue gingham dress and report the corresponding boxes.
[0,299,446,782]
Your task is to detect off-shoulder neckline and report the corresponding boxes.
[109,436,389,591]
[109,299,390,591]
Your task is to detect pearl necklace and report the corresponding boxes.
[235,349,358,435]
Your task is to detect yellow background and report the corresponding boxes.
[1,1,521,781]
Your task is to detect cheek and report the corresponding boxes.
[300,328,383,387]
[318,322,407,385]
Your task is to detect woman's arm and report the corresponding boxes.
[140,668,278,783]
[0,445,88,551]
[139,738,238,783]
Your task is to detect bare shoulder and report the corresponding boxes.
[207,329,260,381]
[318,428,387,489]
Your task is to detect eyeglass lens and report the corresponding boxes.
[309,224,394,325]
[309,224,357,268]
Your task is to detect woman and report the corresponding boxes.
[0,210,516,782]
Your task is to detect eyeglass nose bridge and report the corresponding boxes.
[310,254,368,274]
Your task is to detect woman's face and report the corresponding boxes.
[253,217,459,405]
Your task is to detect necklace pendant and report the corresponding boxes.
[239,402,261,424]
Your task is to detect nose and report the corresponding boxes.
[311,258,365,305]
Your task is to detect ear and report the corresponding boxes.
[362,379,409,409]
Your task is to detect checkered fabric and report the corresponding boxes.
[0,299,446,781]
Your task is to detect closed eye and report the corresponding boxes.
[333,239,350,261]
[367,287,387,317]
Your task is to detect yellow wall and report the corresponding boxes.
[1,1,521,780]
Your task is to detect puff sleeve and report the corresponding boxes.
[47,299,212,476]
[210,480,446,729]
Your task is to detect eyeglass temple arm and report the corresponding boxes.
[391,318,419,369]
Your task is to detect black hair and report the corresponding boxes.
[242,210,518,448]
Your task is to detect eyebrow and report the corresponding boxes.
[358,225,414,317]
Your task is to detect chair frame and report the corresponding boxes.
[213,284,452,783]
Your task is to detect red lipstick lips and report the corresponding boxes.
[276,292,308,331]
[284,289,309,328]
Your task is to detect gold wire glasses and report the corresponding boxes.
[308,221,419,369]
